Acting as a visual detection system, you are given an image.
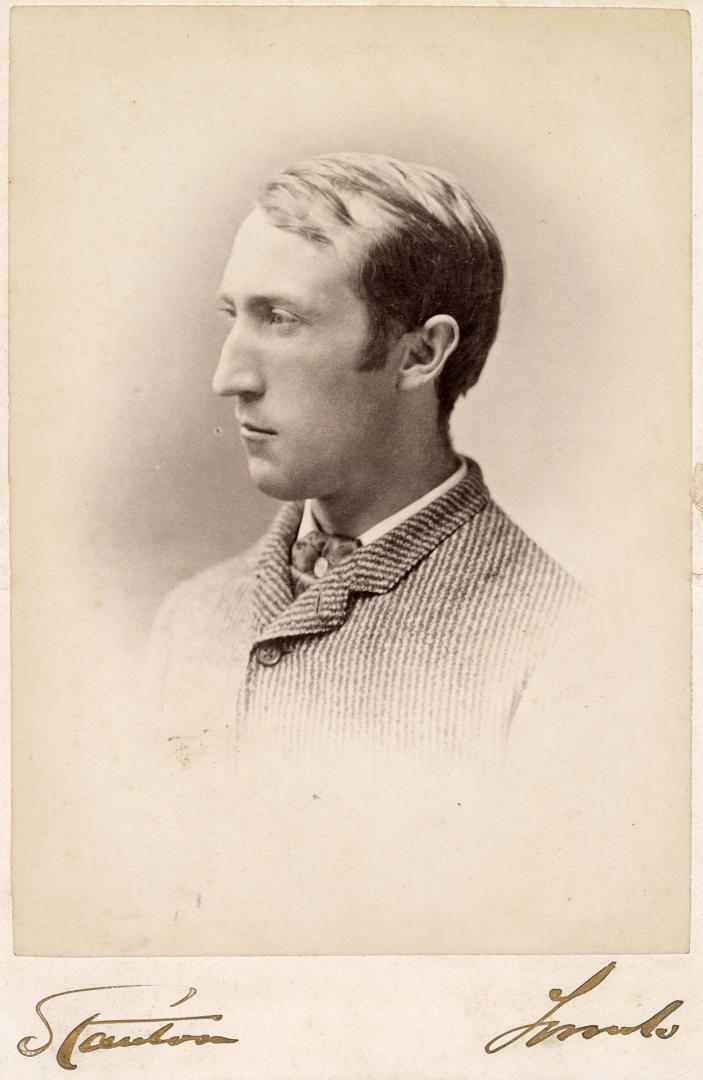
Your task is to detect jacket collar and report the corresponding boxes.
[251,457,488,645]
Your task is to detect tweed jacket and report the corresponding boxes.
[148,459,582,768]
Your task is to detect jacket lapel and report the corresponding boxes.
[251,457,488,646]
[250,500,300,633]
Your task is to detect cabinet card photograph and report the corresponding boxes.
[9,5,692,958]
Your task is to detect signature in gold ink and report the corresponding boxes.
[485,961,683,1053]
[17,984,239,1071]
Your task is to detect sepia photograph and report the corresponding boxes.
[8,5,692,960]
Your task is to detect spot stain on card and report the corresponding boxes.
[693,462,703,517]
[167,729,214,768]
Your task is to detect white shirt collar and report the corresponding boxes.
[297,458,468,547]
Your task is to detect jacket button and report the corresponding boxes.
[256,643,283,667]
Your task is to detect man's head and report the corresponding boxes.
[214,153,503,503]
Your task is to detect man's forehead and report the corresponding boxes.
[221,207,360,295]
[218,207,371,315]
[230,207,347,265]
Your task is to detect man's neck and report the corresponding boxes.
[309,442,460,539]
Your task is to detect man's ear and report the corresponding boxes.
[396,314,459,392]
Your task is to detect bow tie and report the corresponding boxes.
[290,529,361,594]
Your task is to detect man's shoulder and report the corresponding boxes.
[436,494,585,632]
[479,497,576,577]
[153,538,263,631]
[448,494,576,581]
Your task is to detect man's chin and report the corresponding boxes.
[245,454,315,502]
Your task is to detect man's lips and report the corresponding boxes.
[238,419,277,438]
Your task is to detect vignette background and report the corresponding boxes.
[9,6,692,954]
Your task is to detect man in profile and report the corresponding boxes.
[149,153,581,771]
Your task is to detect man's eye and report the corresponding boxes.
[218,303,237,322]
[269,309,298,326]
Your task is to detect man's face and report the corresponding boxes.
[214,208,403,502]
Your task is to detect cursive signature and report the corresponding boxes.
[485,961,683,1053]
[17,984,239,1071]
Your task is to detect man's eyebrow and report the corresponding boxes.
[216,289,313,311]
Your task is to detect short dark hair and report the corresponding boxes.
[258,152,504,424]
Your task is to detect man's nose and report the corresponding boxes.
[212,325,265,398]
